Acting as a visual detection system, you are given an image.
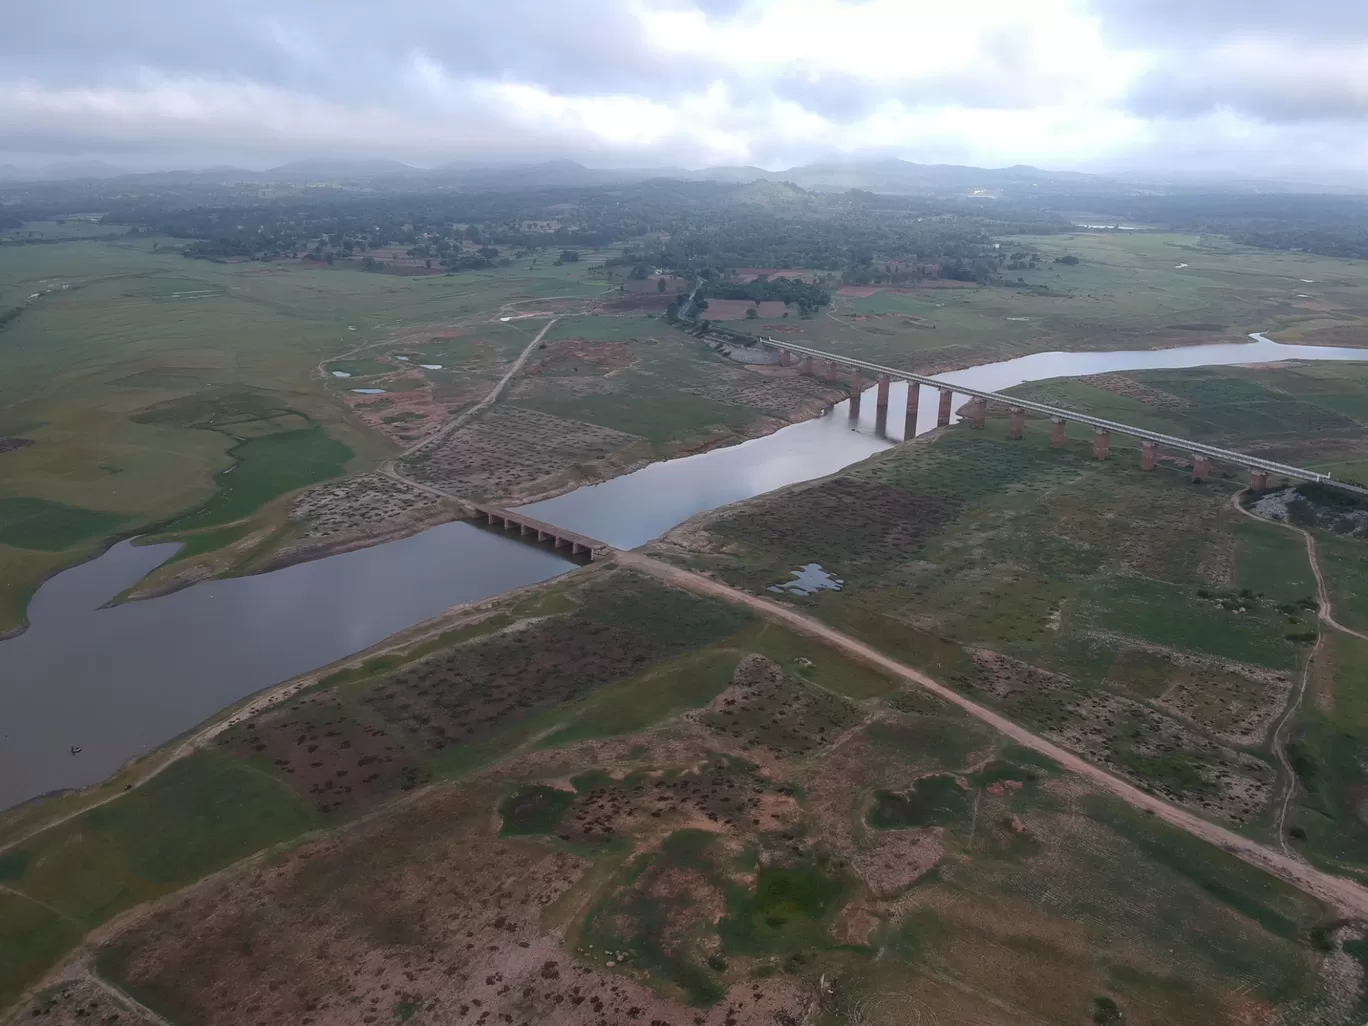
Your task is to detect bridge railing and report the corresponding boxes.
[763,338,1368,497]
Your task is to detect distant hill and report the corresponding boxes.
[265,158,420,180]
[679,158,1120,197]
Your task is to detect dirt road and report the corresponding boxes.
[1230,489,1368,850]
[615,549,1368,917]
[400,316,559,460]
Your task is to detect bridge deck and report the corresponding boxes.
[765,339,1368,497]
[467,502,609,554]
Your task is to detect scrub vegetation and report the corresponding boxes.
[3,560,1356,1025]
[12,177,1368,1024]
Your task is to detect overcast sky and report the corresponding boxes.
[3,0,1367,180]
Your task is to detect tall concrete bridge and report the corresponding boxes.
[763,338,1368,497]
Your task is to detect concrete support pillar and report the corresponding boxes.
[1192,455,1210,483]
[779,349,792,368]
[1008,407,1026,440]
[937,388,954,427]
[850,368,864,399]
[1050,417,1067,448]
[1250,469,1268,492]
[1140,440,1157,471]
[1092,428,1110,460]
[967,397,988,429]
[874,404,889,439]
[799,356,813,376]
[904,382,921,439]
[876,375,890,411]
[825,360,839,383]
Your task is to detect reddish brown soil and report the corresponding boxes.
[524,339,638,376]
[102,782,810,1026]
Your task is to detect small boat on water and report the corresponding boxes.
[69,745,81,755]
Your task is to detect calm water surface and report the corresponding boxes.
[5,333,1368,807]
[0,525,567,808]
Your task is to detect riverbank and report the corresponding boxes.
[7,331,1368,807]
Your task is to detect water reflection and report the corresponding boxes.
[6,333,1368,807]
[0,525,569,808]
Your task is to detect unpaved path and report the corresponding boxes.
[85,962,177,1026]
[1230,490,1368,850]
[398,316,559,460]
[615,549,1368,917]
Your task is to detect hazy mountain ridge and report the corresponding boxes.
[0,156,1361,199]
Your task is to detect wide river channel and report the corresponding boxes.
[3,333,1367,809]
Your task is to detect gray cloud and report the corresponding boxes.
[1094,0,1368,44]
[1097,0,1368,124]
[0,1,718,102]
[2,0,1368,182]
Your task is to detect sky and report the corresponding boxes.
[3,0,1368,181]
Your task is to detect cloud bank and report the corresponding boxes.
[2,0,1367,181]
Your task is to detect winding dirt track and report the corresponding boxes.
[615,549,1368,917]
[1230,490,1368,850]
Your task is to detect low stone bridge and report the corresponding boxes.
[464,502,610,561]
[764,338,1368,497]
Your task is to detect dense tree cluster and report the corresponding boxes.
[7,177,1066,279]
[702,276,831,311]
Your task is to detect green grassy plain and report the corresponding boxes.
[725,232,1368,370]
[0,239,619,632]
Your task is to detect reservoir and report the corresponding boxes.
[4,332,1367,808]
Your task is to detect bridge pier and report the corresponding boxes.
[1250,469,1268,492]
[825,359,839,383]
[1050,417,1067,448]
[1192,455,1210,483]
[967,397,988,429]
[1092,428,1110,460]
[936,388,953,427]
[1140,440,1157,471]
[876,375,890,412]
[1008,407,1025,439]
[799,355,813,376]
[904,382,921,439]
[874,404,889,439]
[850,368,864,399]
[779,349,792,368]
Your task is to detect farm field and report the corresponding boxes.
[0,235,839,633]
[400,319,845,503]
[0,564,1354,1025]
[656,359,1368,848]
[0,238,599,632]
[716,232,1368,372]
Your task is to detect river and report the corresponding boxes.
[3,332,1366,809]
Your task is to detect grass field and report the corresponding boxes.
[7,231,1367,632]
[1,553,1358,1023]
[0,239,628,632]
[720,232,1368,371]
[667,409,1325,822]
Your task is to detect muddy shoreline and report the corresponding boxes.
[0,387,845,640]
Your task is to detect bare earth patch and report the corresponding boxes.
[400,405,645,504]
